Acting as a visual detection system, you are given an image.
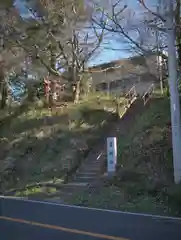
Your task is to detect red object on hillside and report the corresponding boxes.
[44,77,50,96]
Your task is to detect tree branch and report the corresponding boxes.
[138,0,166,23]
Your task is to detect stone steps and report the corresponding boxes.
[45,98,147,203]
[79,166,100,172]
[84,162,102,167]
[75,172,98,176]
[74,174,97,179]
[73,176,95,183]
[65,182,88,187]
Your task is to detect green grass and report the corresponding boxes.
[67,187,170,216]
[15,186,57,197]
[0,93,124,196]
[117,97,170,156]
[117,97,173,177]
[67,95,181,217]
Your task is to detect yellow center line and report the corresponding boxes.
[0,216,129,240]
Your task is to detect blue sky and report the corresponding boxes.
[88,0,142,66]
[14,0,156,67]
[89,0,159,66]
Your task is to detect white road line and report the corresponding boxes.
[1,195,181,221]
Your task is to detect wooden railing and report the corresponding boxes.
[117,85,137,118]
[142,83,154,105]
[124,85,137,109]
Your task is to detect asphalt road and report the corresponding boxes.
[0,197,181,240]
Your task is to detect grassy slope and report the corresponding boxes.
[68,96,181,217]
[0,94,123,195]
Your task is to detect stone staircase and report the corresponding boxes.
[45,84,154,203]
[45,147,105,202]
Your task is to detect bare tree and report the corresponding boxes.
[0,3,26,109]
[94,0,181,183]
[175,0,181,68]
[12,0,105,104]
[92,0,168,93]
[139,0,181,67]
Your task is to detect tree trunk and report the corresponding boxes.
[49,80,56,106]
[176,0,181,68]
[48,47,58,106]
[0,65,7,109]
[1,86,7,109]
[73,80,80,104]
[159,56,164,94]
[0,80,8,109]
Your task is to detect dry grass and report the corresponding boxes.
[67,96,181,217]
[0,94,123,195]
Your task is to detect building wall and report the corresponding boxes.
[90,55,158,85]
[89,55,159,96]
